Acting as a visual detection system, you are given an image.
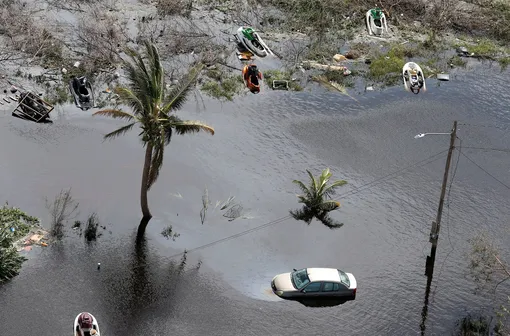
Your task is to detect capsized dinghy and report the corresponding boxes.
[236,27,267,58]
[242,64,263,93]
[366,8,388,36]
[74,312,100,336]
[402,62,426,94]
[69,76,95,111]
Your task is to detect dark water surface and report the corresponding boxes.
[1,63,509,335]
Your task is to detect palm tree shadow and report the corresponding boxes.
[290,207,344,229]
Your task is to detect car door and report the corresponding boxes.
[321,282,340,298]
[300,281,323,298]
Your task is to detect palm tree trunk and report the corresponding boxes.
[138,143,153,236]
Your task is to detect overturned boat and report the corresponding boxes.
[242,64,263,94]
[74,312,100,336]
[402,62,426,94]
[69,76,94,111]
[236,27,268,58]
[366,8,388,36]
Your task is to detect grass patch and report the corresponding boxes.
[45,85,71,106]
[200,71,244,101]
[264,70,303,91]
[368,45,408,83]
[499,56,510,71]
[322,69,354,88]
[449,55,467,68]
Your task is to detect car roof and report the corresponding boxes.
[306,268,341,282]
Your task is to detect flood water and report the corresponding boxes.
[1,62,509,335]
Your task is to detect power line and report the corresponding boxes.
[462,146,510,153]
[337,149,449,200]
[459,151,510,191]
[145,149,451,263]
[458,123,510,132]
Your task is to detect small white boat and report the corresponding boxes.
[74,312,100,336]
[366,8,388,36]
[402,62,426,94]
[236,26,268,58]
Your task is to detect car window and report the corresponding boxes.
[338,270,350,287]
[291,269,311,289]
[322,282,340,292]
[303,282,322,292]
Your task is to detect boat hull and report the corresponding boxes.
[69,78,95,111]
[366,10,388,36]
[402,62,427,93]
[74,313,100,336]
[236,27,267,58]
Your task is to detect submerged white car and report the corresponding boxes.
[271,268,357,300]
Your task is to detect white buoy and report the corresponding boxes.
[97,262,101,269]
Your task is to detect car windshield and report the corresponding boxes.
[338,270,350,287]
[291,269,310,289]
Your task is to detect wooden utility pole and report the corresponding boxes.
[422,120,458,335]
[429,120,457,248]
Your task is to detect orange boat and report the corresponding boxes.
[242,64,263,94]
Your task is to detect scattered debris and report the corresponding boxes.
[437,73,450,81]
[272,80,289,90]
[12,91,54,123]
[304,61,352,76]
[457,46,474,57]
[333,54,347,62]
[200,187,210,225]
[14,228,50,252]
[366,86,374,91]
[161,225,180,241]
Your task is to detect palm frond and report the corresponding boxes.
[292,180,312,199]
[103,122,136,140]
[306,169,318,195]
[317,168,333,195]
[161,63,204,115]
[321,180,348,199]
[147,141,164,189]
[164,125,173,145]
[145,41,164,103]
[170,119,215,136]
[317,213,344,229]
[114,87,146,116]
[318,200,340,212]
[93,109,135,121]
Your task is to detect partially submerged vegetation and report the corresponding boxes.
[0,205,40,282]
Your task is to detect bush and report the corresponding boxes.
[0,205,38,283]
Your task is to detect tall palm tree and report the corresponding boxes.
[290,168,347,229]
[93,41,214,236]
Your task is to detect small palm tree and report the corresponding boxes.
[93,41,214,236]
[290,168,347,229]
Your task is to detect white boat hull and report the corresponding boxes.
[74,313,100,336]
[236,27,268,58]
[366,10,388,36]
[402,62,427,93]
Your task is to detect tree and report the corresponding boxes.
[290,168,347,229]
[93,41,214,236]
[468,232,510,335]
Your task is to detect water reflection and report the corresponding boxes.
[420,243,438,335]
[296,297,354,308]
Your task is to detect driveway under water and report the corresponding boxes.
[0,63,509,335]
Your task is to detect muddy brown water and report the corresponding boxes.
[0,62,509,335]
